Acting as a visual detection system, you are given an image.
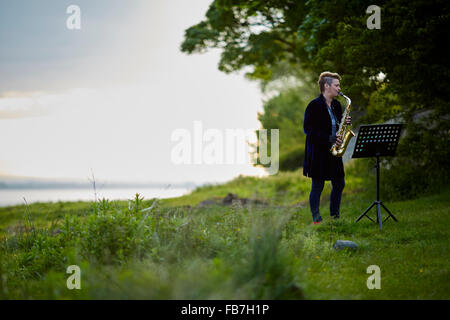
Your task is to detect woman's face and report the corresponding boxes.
[325,79,341,97]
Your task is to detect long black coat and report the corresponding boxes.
[303,94,345,180]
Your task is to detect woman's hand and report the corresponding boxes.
[336,134,343,146]
[345,116,352,125]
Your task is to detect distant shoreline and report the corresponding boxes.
[0,183,196,190]
[0,186,193,207]
[0,176,198,190]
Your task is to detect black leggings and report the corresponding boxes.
[309,176,345,222]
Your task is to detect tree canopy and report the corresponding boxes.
[182,0,450,196]
[183,0,447,109]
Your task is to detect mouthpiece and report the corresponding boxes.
[338,92,344,96]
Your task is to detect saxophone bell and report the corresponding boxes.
[330,92,354,157]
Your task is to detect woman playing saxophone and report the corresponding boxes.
[302,72,352,224]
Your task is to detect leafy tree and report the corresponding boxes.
[182,0,450,196]
[182,0,448,110]
[255,84,316,171]
[251,65,317,171]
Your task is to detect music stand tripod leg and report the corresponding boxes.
[377,202,382,230]
[355,202,376,223]
[380,202,398,222]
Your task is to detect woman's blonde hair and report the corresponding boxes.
[318,71,341,93]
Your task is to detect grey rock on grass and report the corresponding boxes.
[333,240,358,250]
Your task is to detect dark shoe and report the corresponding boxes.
[313,216,323,224]
[331,214,340,220]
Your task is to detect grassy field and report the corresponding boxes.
[0,163,449,299]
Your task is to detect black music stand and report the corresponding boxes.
[352,124,403,230]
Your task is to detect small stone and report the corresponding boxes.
[333,240,358,250]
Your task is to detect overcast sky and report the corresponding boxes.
[0,0,268,184]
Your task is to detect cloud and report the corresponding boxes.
[0,91,55,119]
[0,0,267,184]
[0,83,264,183]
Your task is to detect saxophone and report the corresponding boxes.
[330,92,355,157]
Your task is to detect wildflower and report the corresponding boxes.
[315,256,319,259]
[419,269,423,273]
